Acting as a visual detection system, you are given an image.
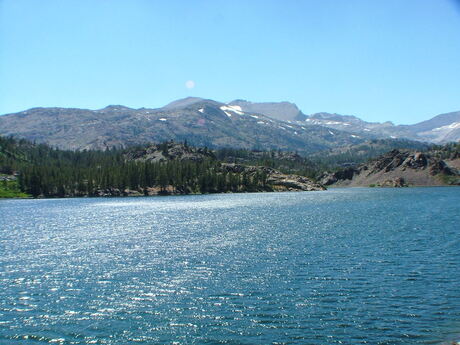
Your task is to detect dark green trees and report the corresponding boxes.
[0,136,324,198]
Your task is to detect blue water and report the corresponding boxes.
[0,187,459,344]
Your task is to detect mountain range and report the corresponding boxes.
[231,99,460,143]
[0,97,458,152]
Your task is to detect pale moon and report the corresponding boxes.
[185,80,195,89]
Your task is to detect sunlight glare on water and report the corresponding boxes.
[0,188,459,344]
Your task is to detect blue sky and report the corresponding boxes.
[1,0,459,124]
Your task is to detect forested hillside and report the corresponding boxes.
[3,135,455,198]
[0,137,323,198]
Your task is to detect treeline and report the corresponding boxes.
[19,159,272,197]
[0,137,273,197]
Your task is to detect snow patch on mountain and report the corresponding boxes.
[431,122,460,131]
[220,105,244,115]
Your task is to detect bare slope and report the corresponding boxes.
[321,146,460,187]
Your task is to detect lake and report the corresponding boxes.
[0,187,459,344]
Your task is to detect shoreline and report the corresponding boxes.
[2,184,460,200]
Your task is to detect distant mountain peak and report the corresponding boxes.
[102,105,133,111]
[309,112,361,121]
[228,99,304,122]
[162,97,208,110]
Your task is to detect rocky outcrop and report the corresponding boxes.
[320,167,359,185]
[221,163,325,191]
[266,173,325,191]
[378,177,407,187]
[125,142,214,163]
[321,149,460,187]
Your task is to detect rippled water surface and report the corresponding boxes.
[1,187,459,344]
